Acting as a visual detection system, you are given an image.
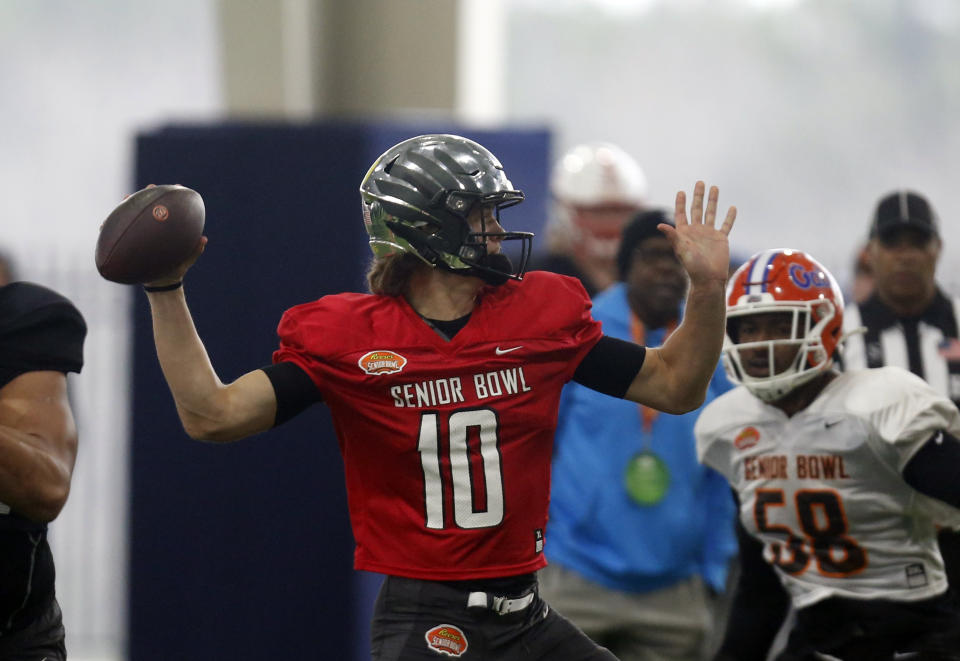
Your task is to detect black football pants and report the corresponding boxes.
[0,599,66,661]
[371,575,619,660]
[776,591,960,661]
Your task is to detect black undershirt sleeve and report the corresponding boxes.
[260,362,323,427]
[714,490,790,661]
[903,430,960,509]
[572,335,647,398]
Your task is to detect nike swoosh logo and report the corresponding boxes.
[495,346,523,355]
[825,420,842,429]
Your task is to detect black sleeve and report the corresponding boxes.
[714,490,790,661]
[903,430,960,509]
[0,282,87,389]
[260,362,323,427]
[571,335,646,398]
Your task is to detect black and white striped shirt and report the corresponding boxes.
[843,289,960,409]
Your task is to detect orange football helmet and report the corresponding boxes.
[724,249,845,401]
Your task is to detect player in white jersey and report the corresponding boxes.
[695,248,960,661]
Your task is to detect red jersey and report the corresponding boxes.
[273,271,602,580]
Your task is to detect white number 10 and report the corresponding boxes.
[417,409,505,530]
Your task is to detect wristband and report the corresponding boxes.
[143,281,183,292]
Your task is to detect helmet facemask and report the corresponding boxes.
[723,299,837,402]
[364,193,531,286]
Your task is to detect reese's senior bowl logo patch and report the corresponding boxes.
[358,350,407,375]
[734,426,761,451]
[425,624,468,657]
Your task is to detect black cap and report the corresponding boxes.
[617,209,674,280]
[869,190,939,240]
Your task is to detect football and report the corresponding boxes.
[95,184,205,284]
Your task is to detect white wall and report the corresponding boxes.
[504,0,960,295]
[0,2,222,659]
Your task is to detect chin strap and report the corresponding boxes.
[839,325,867,344]
[833,325,866,371]
[385,221,448,265]
[473,253,514,286]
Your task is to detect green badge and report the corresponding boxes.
[624,451,670,506]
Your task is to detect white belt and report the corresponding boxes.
[467,590,535,615]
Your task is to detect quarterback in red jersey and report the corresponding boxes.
[141,134,736,660]
[274,271,601,579]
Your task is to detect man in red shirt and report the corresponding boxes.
[139,134,736,660]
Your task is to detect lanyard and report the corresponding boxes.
[629,311,678,435]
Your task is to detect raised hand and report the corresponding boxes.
[658,181,737,287]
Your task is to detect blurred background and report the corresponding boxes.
[2,0,959,659]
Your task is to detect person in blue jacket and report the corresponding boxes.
[541,209,738,661]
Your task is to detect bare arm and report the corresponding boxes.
[625,181,736,413]
[0,371,77,522]
[145,240,278,442]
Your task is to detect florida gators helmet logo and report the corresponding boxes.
[787,263,830,289]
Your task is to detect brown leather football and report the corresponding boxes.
[95,185,205,284]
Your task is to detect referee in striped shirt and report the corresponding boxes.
[844,189,960,588]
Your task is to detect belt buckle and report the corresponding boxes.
[490,596,508,614]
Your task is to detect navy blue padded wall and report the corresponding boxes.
[129,122,551,661]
